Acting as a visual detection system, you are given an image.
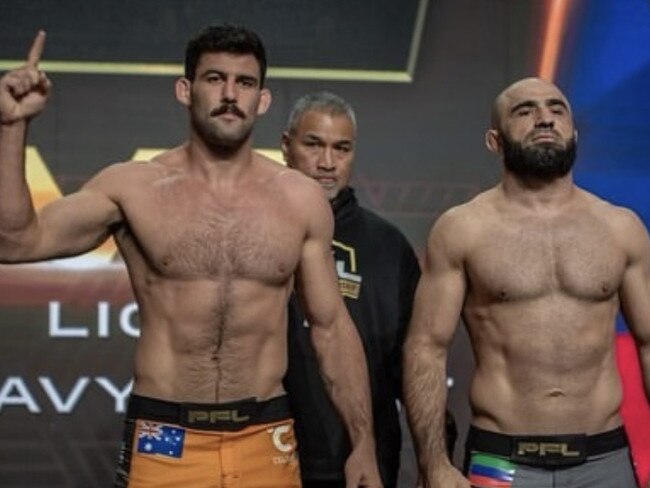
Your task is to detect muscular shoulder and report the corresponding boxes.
[430,190,492,245]
[582,190,650,258]
[247,160,332,242]
[275,165,331,215]
[420,189,501,272]
[81,148,184,196]
[587,192,639,223]
[82,160,155,189]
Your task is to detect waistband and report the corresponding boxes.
[466,425,628,468]
[126,394,291,432]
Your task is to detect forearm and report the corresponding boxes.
[311,317,374,445]
[0,122,37,253]
[403,339,451,473]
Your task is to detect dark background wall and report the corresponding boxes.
[1,1,649,486]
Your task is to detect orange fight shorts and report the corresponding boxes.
[114,394,301,488]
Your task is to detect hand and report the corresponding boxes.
[0,30,51,124]
[343,438,383,487]
[422,463,470,488]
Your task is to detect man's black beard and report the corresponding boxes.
[502,135,577,181]
[191,109,253,157]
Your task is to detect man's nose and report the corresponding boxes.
[222,78,237,102]
[318,147,335,169]
[535,107,555,128]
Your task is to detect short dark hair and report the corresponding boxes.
[184,23,268,86]
[286,91,357,135]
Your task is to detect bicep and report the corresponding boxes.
[405,226,466,356]
[294,192,342,328]
[619,217,650,347]
[30,186,120,260]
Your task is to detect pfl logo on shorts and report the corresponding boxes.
[333,241,362,299]
[516,441,581,457]
[186,409,250,424]
[512,435,588,467]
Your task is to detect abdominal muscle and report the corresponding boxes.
[465,298,623,435]
[129,277,291,404]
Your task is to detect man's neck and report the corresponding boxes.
[185,135,255,180]
[500,171,577,212]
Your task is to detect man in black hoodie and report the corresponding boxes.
[281,91,422,488]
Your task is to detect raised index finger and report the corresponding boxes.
[26,30,46,67]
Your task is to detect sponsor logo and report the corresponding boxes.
[333,241,362,299]
[267,424,296,465]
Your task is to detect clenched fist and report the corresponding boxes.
[0,31,51,124]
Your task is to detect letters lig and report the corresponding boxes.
[49,301,140,338]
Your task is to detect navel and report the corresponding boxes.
[548,388,565,398]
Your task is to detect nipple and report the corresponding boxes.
[548,388,565,398]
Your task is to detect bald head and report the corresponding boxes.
[485,77,578,181]
[490,77,573,130]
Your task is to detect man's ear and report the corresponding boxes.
[485,129,502,154]
[257,88,272,115]
[281,131,292,166]
[175,77,191,107]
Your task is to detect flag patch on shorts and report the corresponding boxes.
[136,421,185,458]
[467,452,515,487]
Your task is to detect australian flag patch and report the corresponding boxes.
[136,421,185,458]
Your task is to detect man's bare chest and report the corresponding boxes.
[120,189,303,282]
[466,218,626,302]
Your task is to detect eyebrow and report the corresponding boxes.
[510,98,569,114]
[302,133,354,145]
[200,68,223,76]
[303,133,324,141]
[199,69,259,84]
[236,73,259,85]
[547,98,569,110]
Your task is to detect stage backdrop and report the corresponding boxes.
[1,1,649,487]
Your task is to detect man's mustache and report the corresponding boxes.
[530,128,560,138]
[210,103,246,119]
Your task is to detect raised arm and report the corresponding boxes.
[0,31,121,263]
[617,208,650,404]
[293,180,382,488]
[403,211,469,488]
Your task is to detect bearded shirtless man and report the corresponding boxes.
[0,27,381,488]
[403,78,650,488]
